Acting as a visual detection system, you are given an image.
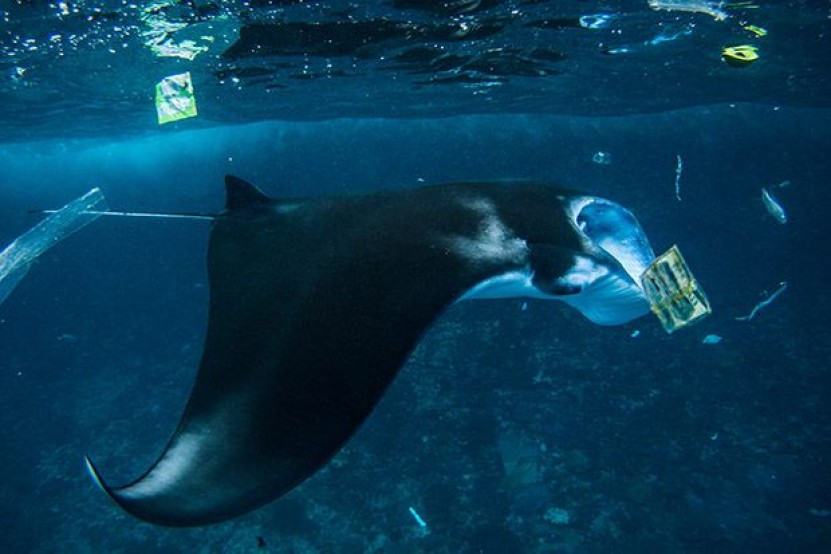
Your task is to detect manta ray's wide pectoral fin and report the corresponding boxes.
[83,177,491,526]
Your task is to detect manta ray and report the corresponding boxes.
[85,176,656,526]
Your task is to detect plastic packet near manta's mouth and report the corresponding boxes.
[640,245,712,333]
[568,197,711,332]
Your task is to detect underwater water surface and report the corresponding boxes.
[1,1,831,553]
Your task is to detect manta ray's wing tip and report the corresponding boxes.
[84,455,110,495]
[83,456,144,523]
[83,454,235,527]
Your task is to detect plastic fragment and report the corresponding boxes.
[592,151,611,165]
[0,188,107,307]
[640,245,712,333]
[743,24,767,37]
[722,45,759,66]
[579,14,614,30]
[735,281,787,321]
[647,0,729,21]
[155,72,197,125]
[674,154,683,202]
[408,507,428,532]
[702,334,722,344]
[140,2,214,60]
[149,38,210,60]
[761,185,787,224]
[647,26,694,46]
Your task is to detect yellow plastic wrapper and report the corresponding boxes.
[155,72,197,125]
[640,245,711,333]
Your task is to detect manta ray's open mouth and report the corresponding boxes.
[570,196,656,284]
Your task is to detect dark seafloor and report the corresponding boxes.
[1,1,830,553]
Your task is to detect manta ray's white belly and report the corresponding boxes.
[460,267,650,326]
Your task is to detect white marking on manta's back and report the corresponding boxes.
[445,197,529,265]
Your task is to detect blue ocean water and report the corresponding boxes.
[1,1,830,553]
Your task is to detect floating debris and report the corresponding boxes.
[647,0,729,21]
[702,334,722,344]
[630,329,641,338]
[674,154,683,202]
[735,281,788,321]
[761,181,789,224]
[743,24,768,37]
[408,506,428,532]
[641,245,712,333]
[722,45,759,67]
[140,2,216,60]
[1,188,107,307]
[579,14,615,30]
[647,25,694,46]
[592,151,612,165]
[149,38,211,60]
[155,72,198,125]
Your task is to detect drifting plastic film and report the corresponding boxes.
[0,188,108,306]
[640,245,711,333]
[155,72,198,125]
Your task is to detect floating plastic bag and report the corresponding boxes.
[155,72,198,125]
[0,188,108,307]
[640,245,711,333]
[647,0,729,21]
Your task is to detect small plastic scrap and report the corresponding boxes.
[149,38,211,60]
[647,25,694,46]
[630,329,641,338]
[408,507,428,533]
[141,2,215,60]
[743,24,767,37]
[0,188,107,307]
[647,0,729,21]
[722,45,759,66]
[674,154,683,202]
[592,151,612,165]
[702,334,722,344]
[579,14,615,30]
[640,245,712,334]
[761,184,787,224]
[735,281,787,321]
[155,72,197,125]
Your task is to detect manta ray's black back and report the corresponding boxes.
[85,175,595,526]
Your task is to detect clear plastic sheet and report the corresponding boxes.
[0,188,108,306]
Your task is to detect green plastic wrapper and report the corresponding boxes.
[155,72,197,125]
[640,245,712,333]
